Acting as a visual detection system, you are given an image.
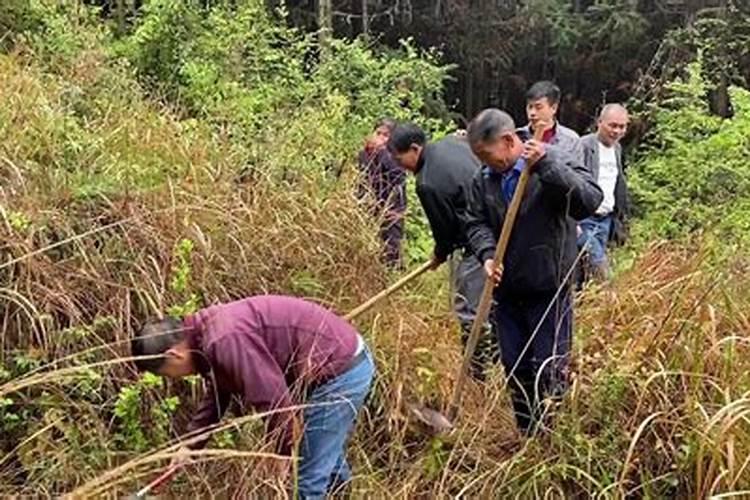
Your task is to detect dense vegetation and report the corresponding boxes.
[283,0,750,129]
[0,0,749,497]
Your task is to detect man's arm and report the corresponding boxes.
[571,136,585,167]
[184,382,232,449]
[210,335,298,457]
[382,151,407,213]
[416,183,457,262]
[618,144,631,217]
[536,147,603,221]
[463,171,497,264]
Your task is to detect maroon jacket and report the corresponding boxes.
[183,295,359,455]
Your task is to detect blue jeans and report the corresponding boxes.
[577,215,612,272]
[297,344,375,499]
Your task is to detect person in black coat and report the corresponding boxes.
[388,123,498,381]
[464,108,603,434]
[357,118,407,268]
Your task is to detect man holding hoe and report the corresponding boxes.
[464,109,602,434]
[387,124,498,382]
[131,295,375,499]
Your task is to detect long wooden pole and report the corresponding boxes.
[344,260,432,321]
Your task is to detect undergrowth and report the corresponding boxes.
[0,0,749,498]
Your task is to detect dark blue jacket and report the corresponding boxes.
[464,146,603,297]
[358,147,407,214]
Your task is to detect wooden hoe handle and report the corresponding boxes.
[344,260,433,321]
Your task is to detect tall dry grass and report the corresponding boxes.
[1,42,749,499]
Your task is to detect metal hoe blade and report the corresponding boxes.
[408,403,454,435]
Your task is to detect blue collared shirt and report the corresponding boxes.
[501,158,527,204]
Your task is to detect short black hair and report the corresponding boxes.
[526,81,561,106]
[388,123,427,154]
[374,117,397,132]
[131,317,185,373]
[467,108,516,145]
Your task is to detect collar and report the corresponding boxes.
[507,158,526,176]
[528,122,558,143]
[487,157,525,178]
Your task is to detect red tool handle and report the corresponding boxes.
[134,465,179,498]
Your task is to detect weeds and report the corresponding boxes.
[0,1,749,498]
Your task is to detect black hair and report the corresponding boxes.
[467,108,516,145]
[526,81,561,106]
[374,118,397,132]
[131,317,185,373]
[387,123,427,154]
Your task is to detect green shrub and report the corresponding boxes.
[114,373,180,452]
[117,0,451,181]
[630,59,750,245]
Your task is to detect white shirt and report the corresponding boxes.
[596,142,618,215]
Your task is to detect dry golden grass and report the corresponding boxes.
[0,47,749,499]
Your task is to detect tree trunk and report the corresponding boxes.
[362,0,369,37]
[464,70,475,118]
[318,0,333,57]
[710,0,731,117]
[115,0,126,36]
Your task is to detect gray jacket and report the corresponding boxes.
[581,133,630,244]
[518,123,584,165]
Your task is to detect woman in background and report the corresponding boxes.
[357,118,407,268]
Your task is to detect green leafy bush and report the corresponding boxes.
[117,0,451,181]
[630,60,750,245]
[0,0,107,64]
[114,373,180,452]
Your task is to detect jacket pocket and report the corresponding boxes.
[521,244,558,293]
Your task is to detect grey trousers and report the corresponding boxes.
[450,251,500,381]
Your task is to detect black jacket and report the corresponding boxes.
[415,136,482,261]
[581,133,630,245]
[464,146,603,297]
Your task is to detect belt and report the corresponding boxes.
[307,339,369,393]
[342,344,368,373]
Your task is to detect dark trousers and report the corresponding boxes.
[379,217,404,268]
[451,252,499,382]
[494,291,572,433]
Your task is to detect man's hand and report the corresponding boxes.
[170,446,191,468]
[483,259,503,285]
[522,139,546,166]
[531,118,554,134]
[428,253,446,271]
